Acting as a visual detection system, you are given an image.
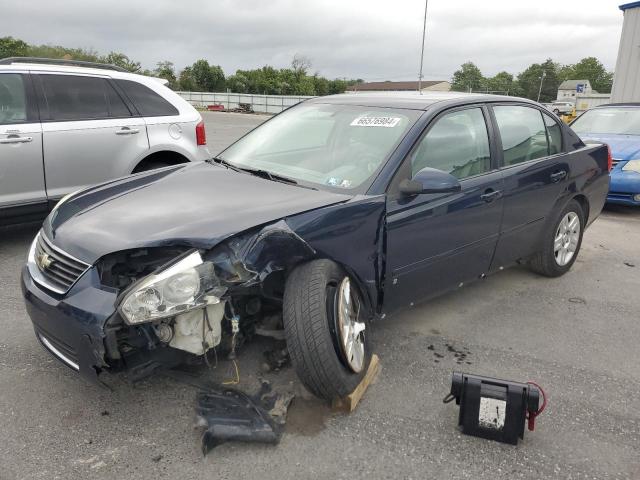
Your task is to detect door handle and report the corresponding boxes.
[115,127,140,135]
[550,170,567,182]
[480,189,502,203]
[0,136,33,144]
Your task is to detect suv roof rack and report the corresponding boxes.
[0,57,129,73]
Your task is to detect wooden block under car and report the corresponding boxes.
[332,354,380,412]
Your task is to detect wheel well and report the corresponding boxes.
[132,151,189,173]
[573,194,590,224]
[276,258,374,319]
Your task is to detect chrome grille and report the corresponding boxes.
[33,233,90,294]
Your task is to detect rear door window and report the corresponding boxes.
[105,83,132,118]
[493,105,549,166]
[39,75,132,121]
[543,112,562,154]
[40,75,111,121]
[115,79,178,117]
[0,73,27,125]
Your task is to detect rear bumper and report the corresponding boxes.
[21,266,117,384]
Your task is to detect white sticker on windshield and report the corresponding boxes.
[350,116,401,128]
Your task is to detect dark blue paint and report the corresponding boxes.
[620,1,640,10]
[22,93,610,380]
[44,162,350,263]
[385,170,504,311]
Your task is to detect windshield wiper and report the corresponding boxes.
[208,158,317,190]
[237,167,318,190]
[207,157,242,172]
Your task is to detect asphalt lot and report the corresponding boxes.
[1,111,639,479]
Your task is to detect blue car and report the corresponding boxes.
[571,103,640,206]
[21,93,609,400]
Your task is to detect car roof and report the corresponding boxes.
[0,61,169,86]
[592,103,640,108]
[308,91,540,111]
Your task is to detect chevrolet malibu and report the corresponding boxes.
[22,93,610,401]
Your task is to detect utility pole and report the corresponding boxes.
[417,0,429,94]
[537,70,546,102]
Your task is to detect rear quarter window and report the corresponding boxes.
[116,79,179,117]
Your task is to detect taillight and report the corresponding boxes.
[196,120,206,146]
[607,144,613,172]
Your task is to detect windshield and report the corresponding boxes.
[571,107,640,135]
[218,103,421,191]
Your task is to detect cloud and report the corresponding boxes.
[1,0,624,80]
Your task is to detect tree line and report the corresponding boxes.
[1,36,614,101]
[451,58,613,102]
[0,36,362,96]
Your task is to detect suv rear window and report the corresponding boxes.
[40,74,131,121]
[116,79,178,117]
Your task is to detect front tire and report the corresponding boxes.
[283,260,371,401]
[529,199,584,277]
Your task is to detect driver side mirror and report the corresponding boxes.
[399,167,462,195]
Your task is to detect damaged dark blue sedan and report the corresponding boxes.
[22,92,610,400]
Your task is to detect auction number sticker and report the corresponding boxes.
[350,116,401,127]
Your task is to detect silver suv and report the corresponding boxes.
[549,101,574,115]
[0,57,211,225]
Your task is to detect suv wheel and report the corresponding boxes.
[529,199,584,277]
[283,260,371,401]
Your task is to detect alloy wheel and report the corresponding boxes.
[554,212,580,266]
[335,277,366,373]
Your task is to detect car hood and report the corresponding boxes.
[578,133,640,162]
[43,162,350,264]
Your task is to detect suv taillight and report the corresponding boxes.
[196,120,206,146]
[607,144,613,172]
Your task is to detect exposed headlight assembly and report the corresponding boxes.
[119,250,225,324]
[622,159,640,173]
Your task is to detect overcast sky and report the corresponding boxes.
[1,0,625,80]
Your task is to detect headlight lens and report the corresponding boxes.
[622,159,640,173]
[119,250,224,324]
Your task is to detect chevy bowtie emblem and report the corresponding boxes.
[36,252,53,270]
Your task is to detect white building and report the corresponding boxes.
[557,80,593,100]
[611,2,640,102]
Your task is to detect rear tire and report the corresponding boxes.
[529,199,584,277]
[283,260,371,401]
